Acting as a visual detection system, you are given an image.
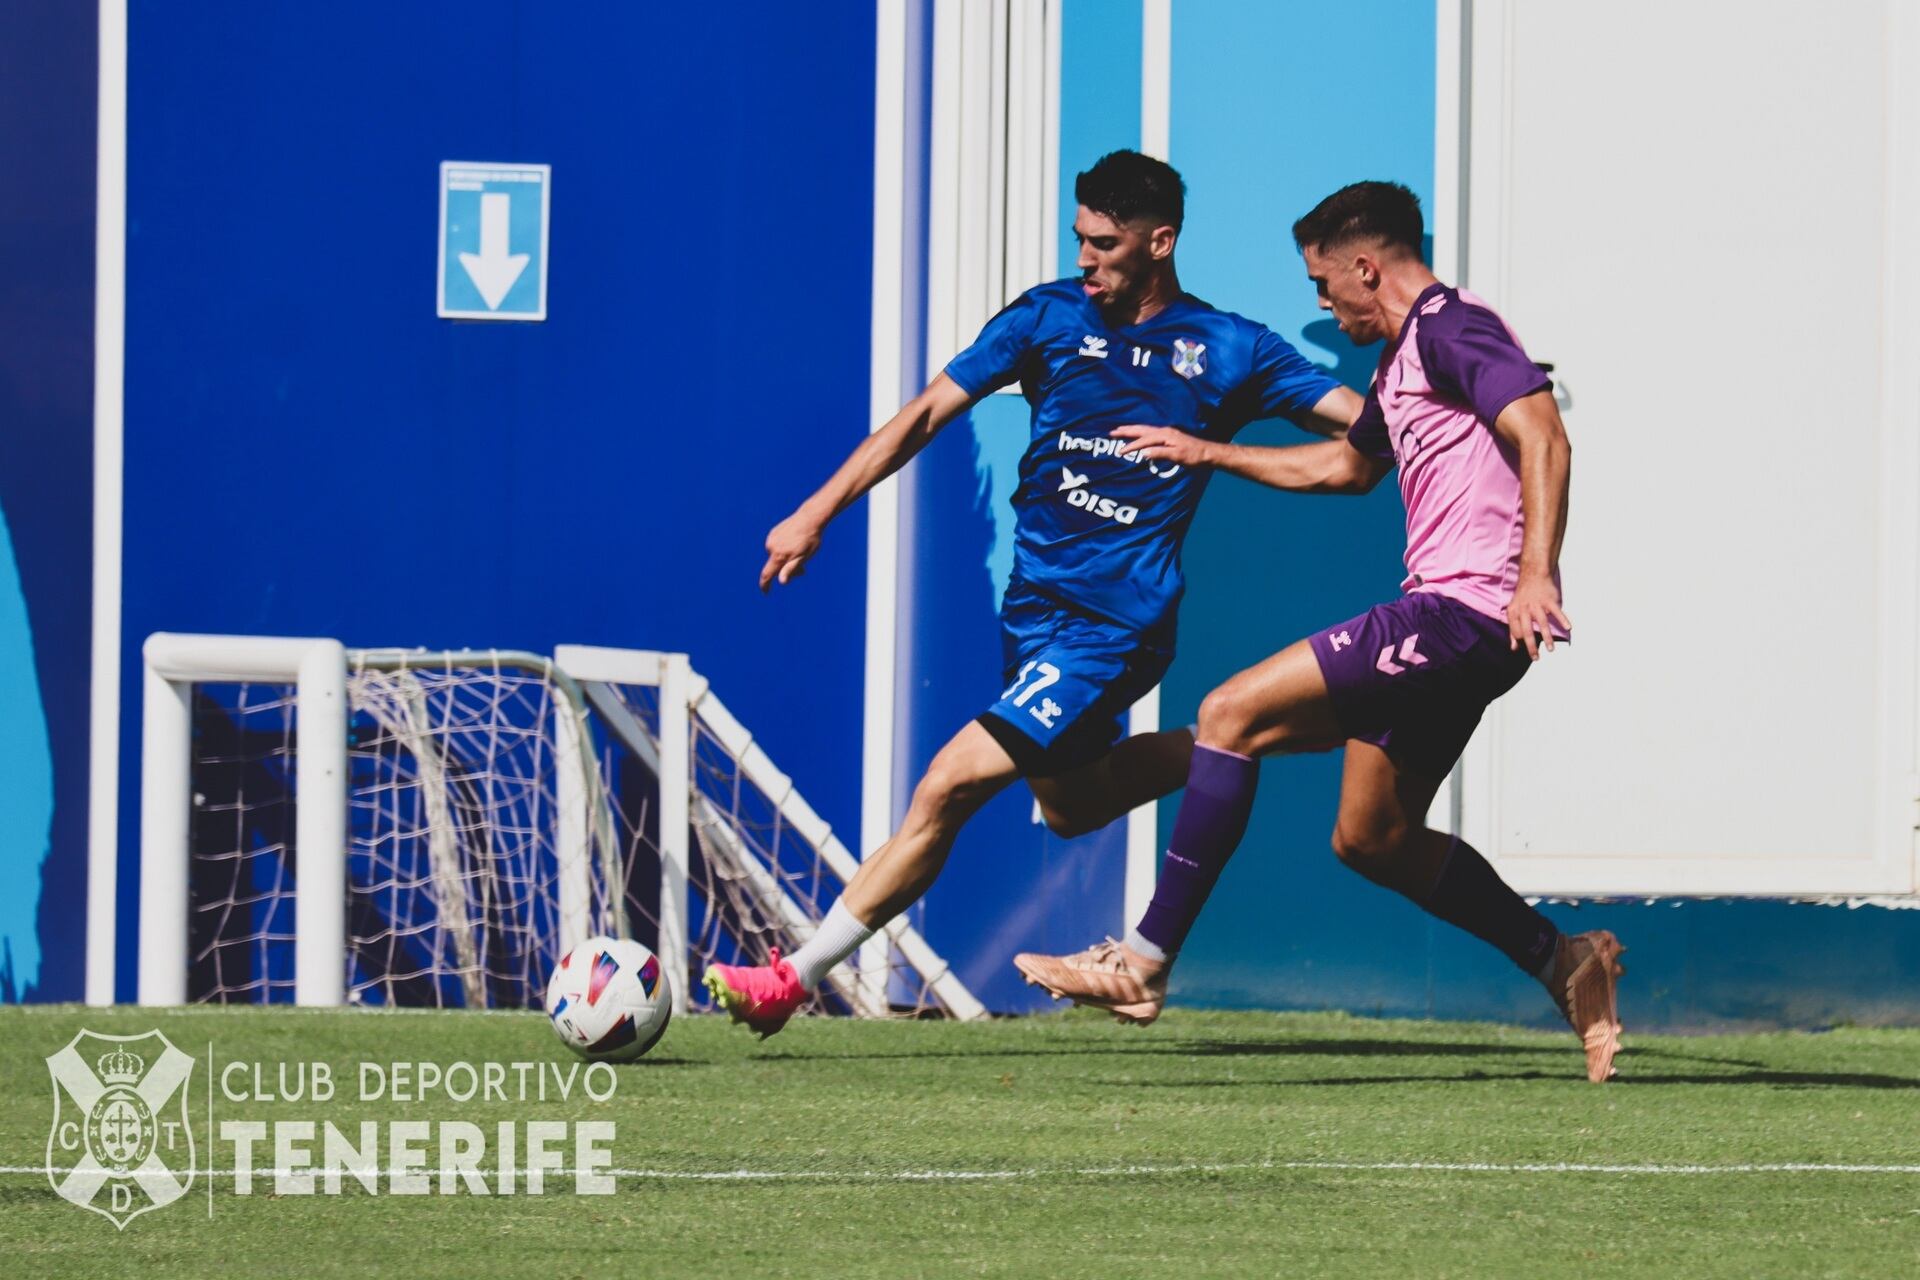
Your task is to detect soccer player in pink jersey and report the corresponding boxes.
[1015,181,1625,1083]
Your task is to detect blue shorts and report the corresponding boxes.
[977,583,1173,777]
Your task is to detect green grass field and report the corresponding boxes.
[3,1005,1918,1278]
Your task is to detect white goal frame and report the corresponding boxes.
[120,633,985,1020]
[553,644,985,1021]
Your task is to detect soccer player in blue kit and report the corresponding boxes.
[704,151,1362,1036]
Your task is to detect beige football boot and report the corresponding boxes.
[1547,930,1626,1083]
[1014,938,1169,1025]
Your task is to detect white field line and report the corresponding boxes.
[10,1159,1920,1182]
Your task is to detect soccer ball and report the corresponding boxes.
[544,935,673,1062]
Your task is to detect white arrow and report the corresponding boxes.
[458,191,529,310]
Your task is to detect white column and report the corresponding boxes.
[1125,2,1174,934]
[1140,0,1171,160]
[1041,0,1062,282]
[862,0,915,1015]
[657,653,692,1014]
[137,664,190,1005]
[1123,688,1163,932]
[553,692,591,956]
[293,641,347,1006]
[86,0,129,1007]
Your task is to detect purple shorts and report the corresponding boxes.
[1308,592,1533,778]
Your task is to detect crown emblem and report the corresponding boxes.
[97,1048,144,1085]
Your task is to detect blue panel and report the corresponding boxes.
[1058,0,1142,272]
[118,3,875,998]
[1162,0,1457,1012]
[0,0,95,1001]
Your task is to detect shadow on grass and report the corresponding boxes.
[758,1037,1920,1090]
[758,1038,1576,1065]
[1109,1064,1920,1090]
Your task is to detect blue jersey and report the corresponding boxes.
[944,278,1339,636]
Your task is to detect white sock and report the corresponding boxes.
[787,899,876,991]
[1124,928,1168,964]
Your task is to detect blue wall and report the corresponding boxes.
[0,1,96,1002]
[8,0,1917,1025]
[113,3,877,999]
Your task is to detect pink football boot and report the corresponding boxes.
[703,947,808,1039]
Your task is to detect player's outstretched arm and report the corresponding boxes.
[1301,384,1365,439]
[760,373,975,591]
[1111,425,1391,496]
[1490,388,1573,657]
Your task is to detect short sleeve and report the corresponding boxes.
[944,292,1041,397]
[1416,300,1551,426]
[1346,387,1394,461]
[1244,327,1341,424]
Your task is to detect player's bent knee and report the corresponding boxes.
[1196,686,1259,753]
[912,761,998,825]
[1037,802,1103,840]
[1331,822,1410,868]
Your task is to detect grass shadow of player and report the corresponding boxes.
[756,1038,1565,1064]
[1113,1061,1920,1090]
[1610,1068,1920,1090]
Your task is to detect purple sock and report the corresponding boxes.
[1422,836,1560,975]
[1133,744,1259,956]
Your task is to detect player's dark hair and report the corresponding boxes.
[1292,181,1425,259]
[1074,150,1186,231]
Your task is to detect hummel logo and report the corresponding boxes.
[1330,631,1352,651]
[1058,466,1089,491]
[1375,634,1429,676]
[1029,697,1063,728]
[1077,335,1109,359]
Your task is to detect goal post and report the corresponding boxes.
[554,645,986,1022]
[124,633,984,1020]
[135,634,619,1008]
[140,633,350,1006]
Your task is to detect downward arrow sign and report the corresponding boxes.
[458,191,529,310]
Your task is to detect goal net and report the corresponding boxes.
[140,633,981,1019]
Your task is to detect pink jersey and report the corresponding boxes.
[1347,284,1565,633]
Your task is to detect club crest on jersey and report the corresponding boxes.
[1171,338,1206,379]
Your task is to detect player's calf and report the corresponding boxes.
[1329,818,1430,898]
[1028,727,1198,839]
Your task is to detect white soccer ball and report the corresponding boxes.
[544,935,673,1062]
